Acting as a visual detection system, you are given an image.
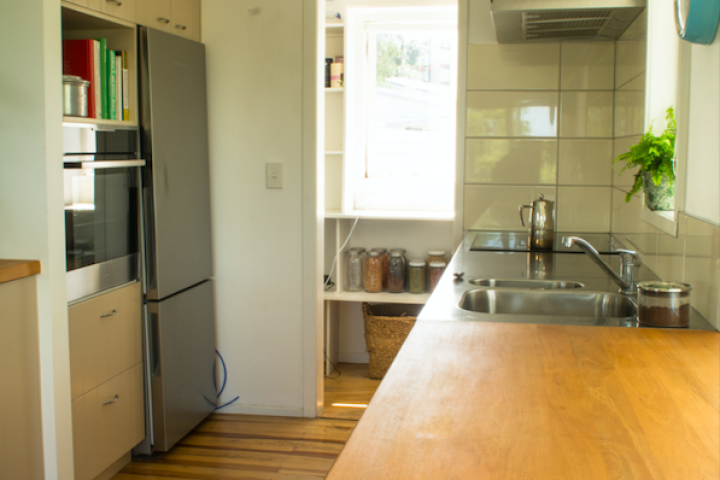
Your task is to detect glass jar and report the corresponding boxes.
[387,252,406,293]
[428,261,446,293]
[364,251,383,293]
[637,281,692,327]
[344,250,364,292]
[372,248,388,289]
[408,260,426,294]
[427,250,447,264]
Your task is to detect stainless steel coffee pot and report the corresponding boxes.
[519,194,555,250]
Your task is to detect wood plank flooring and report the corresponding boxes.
[114,363,380,480]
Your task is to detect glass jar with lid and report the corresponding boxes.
[408,260,426,294]
[426,250,446,264]
[344,250,364,292]
[637,281,692,327]
[387,252,406,293]
[364,251,383,293]
[372,248,388,289]
[428,262,446,293]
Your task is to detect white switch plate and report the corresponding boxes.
[266,162,284,189]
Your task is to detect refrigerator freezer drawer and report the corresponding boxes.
[147,280,216,451]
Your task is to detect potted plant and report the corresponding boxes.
[614,107,676,211]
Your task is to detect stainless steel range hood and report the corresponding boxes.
[490,0,646,43]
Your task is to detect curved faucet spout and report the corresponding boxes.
[562,236,631,291]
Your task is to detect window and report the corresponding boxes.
[344,7,457,215]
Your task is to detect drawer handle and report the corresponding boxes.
[175,24,187,30]
[106,0,123,5]
[103,395,120,406]
[100,309,117,318]
[157,17,170,24]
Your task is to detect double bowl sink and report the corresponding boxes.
[458,279,637,321]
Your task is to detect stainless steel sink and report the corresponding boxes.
[458,289,637,319]
[468,278,584,289]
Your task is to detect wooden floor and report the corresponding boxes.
[113,363,380,480]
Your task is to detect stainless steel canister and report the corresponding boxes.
[63,75,90,117]
[637,281,692,327]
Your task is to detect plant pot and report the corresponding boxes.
[642,171,674,211]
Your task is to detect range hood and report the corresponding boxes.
[490,0,646,43]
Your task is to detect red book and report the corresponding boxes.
[62,39,101,119]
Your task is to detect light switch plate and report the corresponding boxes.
[266,162,284,189]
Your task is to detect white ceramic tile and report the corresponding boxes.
[683,215,720,326]
[614,90,645,137]
[613,135,642,188]
[466,92,558,137]
[556,187,611,233]
[615,11,647,87]
[611,187,655,235]
[557,140,613,186]
[465,139,557,185]
[560,91,614,138]
[464,185,557,230]
[467,44,560,90]
[618,73,645,91]
[561,43,615,90]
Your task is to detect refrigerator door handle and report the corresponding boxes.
[149,312,161,377]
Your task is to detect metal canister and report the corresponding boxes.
[63,75,90,117]
[637,281,692,328]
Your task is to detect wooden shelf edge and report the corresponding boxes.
[0,260,41,285]
[325,88,344,93]
[324,291,429,305]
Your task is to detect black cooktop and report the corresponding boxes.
[470,231,619,254]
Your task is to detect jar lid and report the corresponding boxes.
[367,251,380,257]
[390,251,403,257]
[409,260,425,267]
[428,262,447,268]
[347,250,360,256]
[391,248,406,253]
[428,251,446,256]
[63,75,89,86]
[372,248,386,253]
[638,281,692,293]
[350,247,365,252]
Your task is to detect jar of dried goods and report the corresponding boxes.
[408,260,426,294]
[345,250,364,292]
[387,252,406,293]
[372,248,388,289]
[637,281,692,327]
[364,251,383,293]
[428,262,446,293]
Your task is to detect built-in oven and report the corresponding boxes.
[63,127,145,303]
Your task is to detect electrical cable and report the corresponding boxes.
[204,349,239,410]
[323,213,361,288]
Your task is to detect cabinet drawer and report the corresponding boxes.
[69,282,142,400]
[72,363,144,480]
[99,0,137,23]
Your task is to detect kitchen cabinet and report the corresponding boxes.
[136,0,172,33]
[99,0,136,24]
[136,0,201,42]
[69,281,144,480]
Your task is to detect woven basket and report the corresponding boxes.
[362,303,424,380]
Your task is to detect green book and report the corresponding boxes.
[108,49,116,120]
[96,38,108,119]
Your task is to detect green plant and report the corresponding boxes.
[614,107,676,203]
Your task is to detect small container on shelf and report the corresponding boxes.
[428,262,446,294]
[637,281,692,328]
[387,252,406,293]
[364,251,383,293]
[427,250,447,264]
[372,248,388,289]
[344,250,364,292]
[408,260,426,294]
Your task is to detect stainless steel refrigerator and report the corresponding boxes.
[137,26,216,453]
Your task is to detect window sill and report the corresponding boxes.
[324,210,455,221]
[639,205,679,236]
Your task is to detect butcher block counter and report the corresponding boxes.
[0,259,41,284]
[327,321,720,480]
[327,238,719,479]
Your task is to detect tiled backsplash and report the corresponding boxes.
[463,42,615,233]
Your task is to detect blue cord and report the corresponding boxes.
[204,349,239,410]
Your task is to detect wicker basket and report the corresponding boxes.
[362,303,424,380]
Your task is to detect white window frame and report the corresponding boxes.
[343,6,458,217]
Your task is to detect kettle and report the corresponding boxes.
[519,194,555,250]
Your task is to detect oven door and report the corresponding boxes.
[65,159,145,303]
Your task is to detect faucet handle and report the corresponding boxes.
[616,249,642,267]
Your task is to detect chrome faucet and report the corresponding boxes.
[562,236,642,293]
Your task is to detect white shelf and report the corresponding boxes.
[63,116,138,130]
[325,151,343,155]
[325,87,344,93]
[324,210,455,222]
[324,290,430,305]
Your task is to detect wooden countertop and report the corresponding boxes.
[0,260,41,285]
[327,321,720,480]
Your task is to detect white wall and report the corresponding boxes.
[202,0,321,416]
[0,1,74,478]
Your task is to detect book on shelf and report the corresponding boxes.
[121,51,129,121]
[108,49,117,120]
[97,38,108,119]
[61,39,101,119]
[115,52,122,121]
